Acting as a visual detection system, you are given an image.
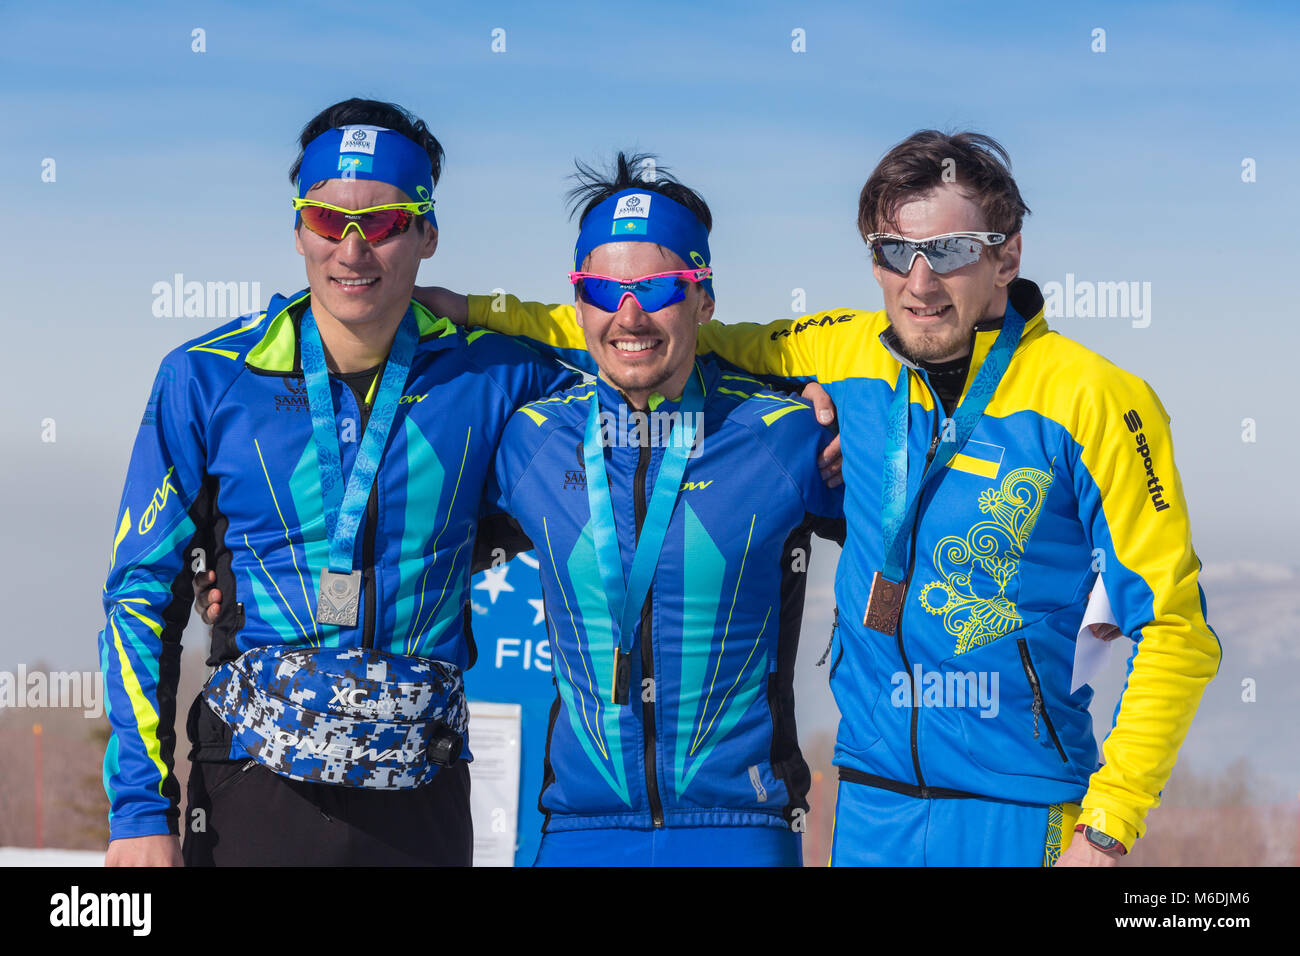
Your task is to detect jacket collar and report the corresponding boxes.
[879,277,1049,396]
[593,357,718,415]
[244,289,459,374]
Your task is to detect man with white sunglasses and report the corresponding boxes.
[445,131,1220,866]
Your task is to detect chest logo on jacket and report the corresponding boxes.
[275,377,309,411]
[918,463,1056,654]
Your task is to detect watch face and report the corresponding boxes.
[1085,827,1120,851]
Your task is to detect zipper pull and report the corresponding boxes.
[1031,695,1042,739]
[817,606,840,666]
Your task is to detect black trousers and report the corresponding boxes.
[181,757,473,866]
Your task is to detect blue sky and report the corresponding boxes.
[2,1,1298,797]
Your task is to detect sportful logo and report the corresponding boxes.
[1123,410,1171,513]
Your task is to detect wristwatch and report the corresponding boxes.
[1074,824,1126,856]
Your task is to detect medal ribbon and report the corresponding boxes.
[879,308,1026,583]
[301,305,418,574]
[583,364,705,663]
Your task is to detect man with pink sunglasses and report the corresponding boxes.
[413,153,846,865]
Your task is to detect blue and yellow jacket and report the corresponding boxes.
[466,280,1220,850]
[490,359,844,832]
[98,289,574,841]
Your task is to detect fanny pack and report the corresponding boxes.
[202,645,470,790]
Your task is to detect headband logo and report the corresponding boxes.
[612,193,651,220]
[339,127,378,156]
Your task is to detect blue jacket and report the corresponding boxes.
[98,289,575,840]
[490,358,844,832]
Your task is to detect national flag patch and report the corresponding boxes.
[612,219,648,236]
[338,155,373,173]
[948,440,1005,480]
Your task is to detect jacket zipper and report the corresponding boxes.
[820,605,841,672]
[632,431,665,827]
[895,373,942,790]
[1016,638,1068,762]
[890,335,996,789]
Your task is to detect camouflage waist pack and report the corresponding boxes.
[202,645,470,789]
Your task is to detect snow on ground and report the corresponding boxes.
[0,847,102,866]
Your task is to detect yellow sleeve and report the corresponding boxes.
[467,293,588,354]
[1072,378,1221,851]
[695,309,884,384]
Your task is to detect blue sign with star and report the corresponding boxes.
[465,552,554,866]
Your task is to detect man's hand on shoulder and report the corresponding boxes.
[803,381,842,488]
[412,286,468,325]
[105,834,182,867]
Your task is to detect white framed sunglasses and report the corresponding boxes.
[867,231,1006,275]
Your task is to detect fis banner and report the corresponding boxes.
[464,553,554,867]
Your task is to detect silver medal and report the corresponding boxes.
[317,569,362,627]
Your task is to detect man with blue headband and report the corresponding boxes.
[412,154,845,865]
[97,98,575,866]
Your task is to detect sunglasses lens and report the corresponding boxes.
[872,241,915,275]
[297,205,413,242]
[578,277,688,312]
[298,204,348,239]
[358,209,412,241]
[924,237,984,274]
[872,237,985,275]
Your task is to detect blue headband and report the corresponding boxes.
[295,126,437,229]
[574,188,713,300]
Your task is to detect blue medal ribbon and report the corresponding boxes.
[879,308,1026,584]
[583,364,705,702]
[300,306,418,575]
